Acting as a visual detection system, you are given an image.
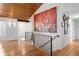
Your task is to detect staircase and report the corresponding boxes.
[25,32,60,56]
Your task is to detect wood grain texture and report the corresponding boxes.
[52,40,79,56]
[0,40,79,56]
[0,40,49,56]
[0,3,42,21]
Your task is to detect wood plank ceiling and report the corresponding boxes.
[0,3,42,21]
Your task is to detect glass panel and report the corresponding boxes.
[34,34,51,55]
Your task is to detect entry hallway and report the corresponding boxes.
[0,40,79,56]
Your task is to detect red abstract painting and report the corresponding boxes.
[34,7,57,33]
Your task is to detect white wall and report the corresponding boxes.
[29,4,70,50]
[18,22,32,41]
[18,22,28,39]
[75,20,79,39]
[0,17,18,40]
[68,18,75,41]
[28,3,79,52]
[0,20,6,40]
[28,4,62,51]
[69,18,79,40]
[0,22,1,39]
[6,19,18,39]
[0,17,32,41]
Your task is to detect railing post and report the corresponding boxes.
[32,32,35,46]
[50,36,52,56]
[25,32,26,42]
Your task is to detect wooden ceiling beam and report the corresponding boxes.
[18,19,30,22]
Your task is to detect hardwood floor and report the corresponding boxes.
[0,40,49,56]
[53,40,79,56]
[0,40,79,56]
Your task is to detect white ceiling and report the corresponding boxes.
[63,3,79,21]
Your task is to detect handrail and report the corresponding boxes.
[32,33,52,37]
[39,34,60,56]
[39,35,60,48]
[31,33,52,46]
[25,32,60,56]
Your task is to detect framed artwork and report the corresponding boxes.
[34,7,57,33]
